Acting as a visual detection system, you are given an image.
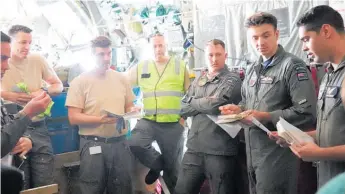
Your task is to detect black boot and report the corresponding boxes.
[145,156,164,185]
[145,169,161,185]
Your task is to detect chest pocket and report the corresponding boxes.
[322,86,342,119]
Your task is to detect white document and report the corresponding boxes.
[216,113,245,124]
[251,117,272,134]
[276,117,314,145]
[207,115,243,138]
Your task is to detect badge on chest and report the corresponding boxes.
[260,76,275,84]
[326,86,339,98]
[249,74,275,86]
[249,74,257,87]
[198,76,208,86]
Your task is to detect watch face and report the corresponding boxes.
[15,111,27,119]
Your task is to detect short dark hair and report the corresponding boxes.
[8,25,32,37]
[206,39,225,49]
[297,5,344,33]
[1,31,11,43]
[149,32,165,41]
[245,12,278,30]
[90,36,112,49]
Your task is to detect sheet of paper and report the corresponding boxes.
[207,115,242,138]
[122,111,143,120]
[251,117,272,134]
[101,110,143,120]
[276,117,314,145]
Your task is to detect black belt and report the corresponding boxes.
[143,118,179,124]
[29,120,46,128]
[80,135,126,144]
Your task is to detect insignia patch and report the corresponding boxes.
[249,73,257,87]
[198,76,208,86]
[326,86,339,98]
[297,72,309,81]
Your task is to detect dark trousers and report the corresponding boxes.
[297,160,317,194]
[174,149,237,194]
[247,149,298,194]
[5,104,54,189]
[16,124,55,189]
[1,164,24,194]
[128,119,185,192]
[78,136,133,194]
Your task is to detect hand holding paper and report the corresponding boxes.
[100,115,117,124]
[276,117,314,146]
[101,109,143,134]
[219,104,242,115]
[216,112,249,124]
[251,117,272,135]
[102,109,143,120]
[289,141,322,161]
[269,131,291,147]
[207,115,244,138]
[240,110,272,125]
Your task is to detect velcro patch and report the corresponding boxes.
[298,99,307,105]
[295,66,308,73]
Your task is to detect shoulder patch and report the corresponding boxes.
[294,65,309,81]
[297,72,309,81]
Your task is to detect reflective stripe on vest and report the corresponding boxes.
[143,91,184,98]
[145,109,181,115]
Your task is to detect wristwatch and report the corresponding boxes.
[14,110,28,120]
[238,104,245,111]
[187,96,193,103]
[41,86,49,93]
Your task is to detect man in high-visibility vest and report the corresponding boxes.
[127,33,190,191]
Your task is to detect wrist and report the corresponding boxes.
[261,112,272,121]
[41,87,49,94]
[23,135,33,144]
[317,147,328,160]
[98,116,105,124]
[238,104,245,112]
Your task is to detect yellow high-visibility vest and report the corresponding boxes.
[138,56,185,122]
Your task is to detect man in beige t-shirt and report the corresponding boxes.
[66,36,136,194]
[1,25,63,189]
